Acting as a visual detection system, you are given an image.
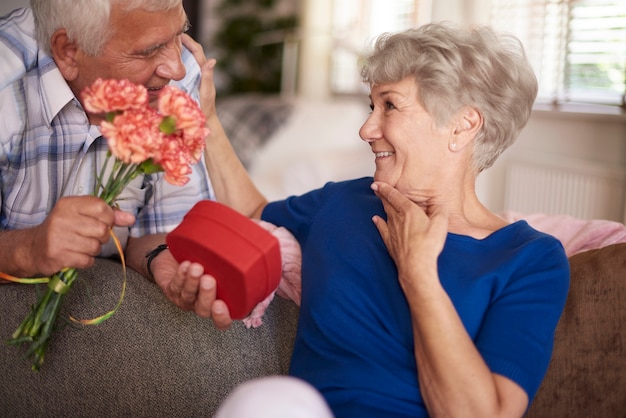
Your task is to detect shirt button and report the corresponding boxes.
[77,186,84,193]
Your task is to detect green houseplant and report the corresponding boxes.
[213,0,298,94]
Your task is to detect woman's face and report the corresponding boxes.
[359,77,452,198]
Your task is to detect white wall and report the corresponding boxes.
[480,112,626,219]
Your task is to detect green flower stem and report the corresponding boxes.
[9,268,78,371]
[95,151,113,197]
[95,157,140,205]
[104,163,139,203]
[103,159,124,195]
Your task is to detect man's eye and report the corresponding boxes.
[139,46,161,57]
[384,101,396,110]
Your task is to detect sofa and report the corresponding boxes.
[1,240,625,417]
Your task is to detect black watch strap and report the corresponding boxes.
[145,244,169,280]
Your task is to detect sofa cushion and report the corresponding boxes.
[526,242,626,417]
[0,258,299,417]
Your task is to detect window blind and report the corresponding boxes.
[490,0,626,108]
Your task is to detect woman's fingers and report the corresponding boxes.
[182,33,206,66]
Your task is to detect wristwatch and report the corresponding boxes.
[145,243,169,281]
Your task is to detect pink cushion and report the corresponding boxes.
[499,211,626,256]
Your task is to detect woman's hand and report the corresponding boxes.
[182,34,217,122]
[370,181,448,285]
[182,34,268,217]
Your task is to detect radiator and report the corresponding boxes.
[504,158,626,222]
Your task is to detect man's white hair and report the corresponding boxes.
[30,0,182,56]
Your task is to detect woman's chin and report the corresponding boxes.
[373,171,393,185]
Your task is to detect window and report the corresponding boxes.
[490,0,626,109]
[330,0,423,94]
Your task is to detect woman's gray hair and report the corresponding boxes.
[361,22,538,173]
[30,0,183,57]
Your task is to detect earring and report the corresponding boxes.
[450,143,457,150]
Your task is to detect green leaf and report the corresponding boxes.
[139,159,163,174]
[159,116,177,135]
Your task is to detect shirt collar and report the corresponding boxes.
[39,54,77,126]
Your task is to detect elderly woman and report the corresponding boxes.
[181,22,570,417]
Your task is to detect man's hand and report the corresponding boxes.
[34,196,135,274]
[1,195,135,278]
[150,248,233,330]
[126,236,234,329]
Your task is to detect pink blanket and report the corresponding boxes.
[499,211,626,257]
[243,220,302,328]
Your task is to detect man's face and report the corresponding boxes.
[70,2,189,108]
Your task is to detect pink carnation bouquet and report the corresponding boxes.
[5,78,209,371]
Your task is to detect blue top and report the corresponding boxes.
[262,177,570,418]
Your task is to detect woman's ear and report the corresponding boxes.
[449,107,482,152]
[50,29,80,81]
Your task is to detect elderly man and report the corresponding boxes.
[0,0,225,320]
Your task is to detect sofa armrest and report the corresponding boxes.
[526,243,626,417]
[0,258,299,417]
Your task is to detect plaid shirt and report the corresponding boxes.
[0,8,214,256]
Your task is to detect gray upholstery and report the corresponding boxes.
[1,258,299,417]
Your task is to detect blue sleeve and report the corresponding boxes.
[262,181,340,243]
[476,238,570,402]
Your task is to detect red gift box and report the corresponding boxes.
[166,200,281,319]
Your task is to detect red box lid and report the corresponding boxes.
[166,200,281,319]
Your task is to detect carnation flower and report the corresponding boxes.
[100,108,164,164]
[159,135,194,186]
[82,78,148,114]
[158,85,209,164]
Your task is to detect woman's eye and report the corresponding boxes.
[368,101,395,113]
